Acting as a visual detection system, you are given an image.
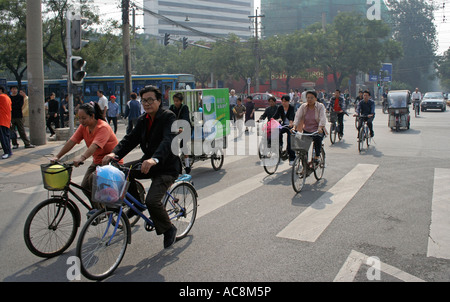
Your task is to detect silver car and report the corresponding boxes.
[420,92,447,112]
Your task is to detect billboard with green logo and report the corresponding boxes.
[169,88,230,139]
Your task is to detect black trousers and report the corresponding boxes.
[125,160,176,235]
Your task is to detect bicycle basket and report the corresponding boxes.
[327,112,337,123]
[41,163,72,191]
[291,133,313,152]
[92,165,129,206]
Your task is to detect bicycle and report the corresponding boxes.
[23,161,145,258]
[413,100,420,117]
[327,111,342,144]
[257,121,290,175]
[355,115,371,153]
[75,161,198,280]
[290,131,326,193]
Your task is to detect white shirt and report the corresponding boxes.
[98,95,108,110]
[411,91,421,100]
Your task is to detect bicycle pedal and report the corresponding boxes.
[144,221,155,232]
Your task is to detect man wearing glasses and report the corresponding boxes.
[103,85,181,249]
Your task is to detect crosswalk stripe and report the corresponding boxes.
[334,250,425,282]
[427,168,450,259]
[277,163,378,242]
[196,161,290,219]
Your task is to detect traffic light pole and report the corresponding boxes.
[66,15,75,135]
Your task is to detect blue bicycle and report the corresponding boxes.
[75,162,198,280]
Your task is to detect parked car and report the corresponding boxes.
[420,92,447,112]
[250,93,281,109]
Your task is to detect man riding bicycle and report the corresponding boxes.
[411,87,422,112]
[327,89,346,137]
[354,90,375,137]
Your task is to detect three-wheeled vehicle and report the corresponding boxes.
[169,88,230,173]
[387,90,411,131]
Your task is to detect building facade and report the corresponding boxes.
[143,0,254,42]
[261,0,387,37]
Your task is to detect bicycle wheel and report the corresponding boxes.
[291,155,307,193]
[164,182,197,240]
[358,128,365,153]
[211,148,224,171]
[76,208,130,280]
[24,198,78,258]
[329,123,336,144]
[262,148,280,175]
[313,148,326,180]
[365,127,370,148]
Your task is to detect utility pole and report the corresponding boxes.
[122,0,132,109]
[249,9,264,93]
[26,0,46,145]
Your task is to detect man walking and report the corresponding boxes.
[9,85,34,149]
[107,95,120,134]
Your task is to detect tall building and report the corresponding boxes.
[143,0,254,42]
[261,0,388,37]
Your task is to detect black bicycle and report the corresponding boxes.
[23,161,145,258]
[327,112,342,144]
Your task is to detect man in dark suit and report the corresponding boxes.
[103,85,181,249]
[273,95,296,165]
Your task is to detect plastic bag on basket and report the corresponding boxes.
[263,118,280,140]
[93,165,126,204]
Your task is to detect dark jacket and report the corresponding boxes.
[327,96,346,113]
[169,104,191,125]
[113,107,181,178]
[259,105,278,121]
[273,104,295,125]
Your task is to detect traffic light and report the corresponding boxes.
[182,37,188,50]
[70,56,86,84]
[164,33,170,46]
[70,18,88,51]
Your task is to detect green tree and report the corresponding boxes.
[437,48,450,90]
[385,0,437,90]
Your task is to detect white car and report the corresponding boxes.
[420,92,447,112]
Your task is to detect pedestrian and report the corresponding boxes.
[102,85,181,249]
[46,92,60,137]
[244,95,255,133]
[107,95,120,134]
[97,90,108,119]
[9,85,34,149]
[233,97,246,137]
[124,92,142,134]
[0,86,13,159]
[229,89,238,123]
[59,94,68,128]
[74,96,83,125]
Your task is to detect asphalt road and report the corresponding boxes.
[1,105,450,285]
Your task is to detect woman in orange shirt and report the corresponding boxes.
[0,86,13,159]
[51,102,121,207]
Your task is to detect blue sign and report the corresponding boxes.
[381,63,392,82]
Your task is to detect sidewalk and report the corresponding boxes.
[0,121,128,179]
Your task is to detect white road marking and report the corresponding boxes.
[334,250,425,282]
[427,168,450,259]
[277,164,378,242]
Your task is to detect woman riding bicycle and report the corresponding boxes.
[51,102,122,208]
[294,90,327,164]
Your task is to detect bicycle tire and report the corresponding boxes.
[365,127,370,148]
[76,208,130,280]
[211,148,224,171]
[164,182,197,240]
[263,148,280,175]
[291,155,307,193]
[24,198,78,258]
[313,148,326,180]
[329,123,336,144]
[358,128,364,153]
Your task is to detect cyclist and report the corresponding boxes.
[354,90,375,137]
[294,90,327,165]
[169,92,191,172]
[354,90,364,111]
[51,102,122,208]
[257,96,278,122]
[102,85,181,249]
[273,95,296,165]
[327,89,346,137]
[411,87,422,112]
